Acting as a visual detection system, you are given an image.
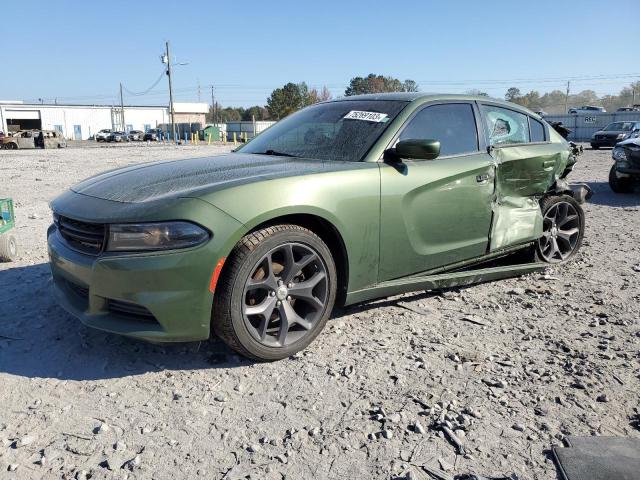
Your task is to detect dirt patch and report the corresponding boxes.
[0,145,638,479]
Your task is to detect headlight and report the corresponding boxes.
[107,221,209,252]
[612,147,627,161]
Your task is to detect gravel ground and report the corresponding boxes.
[0,145,638,480]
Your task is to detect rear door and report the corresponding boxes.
[378,102,495,281]
[478,103,560,250]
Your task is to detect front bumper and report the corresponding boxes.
[48,226,219,342]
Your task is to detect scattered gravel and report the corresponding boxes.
[0,145,639,479]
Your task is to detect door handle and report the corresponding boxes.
[476,173,490,183]
[542,160,555,170]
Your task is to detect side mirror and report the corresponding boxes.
[386,139,440,161]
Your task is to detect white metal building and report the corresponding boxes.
[0,101,209,140]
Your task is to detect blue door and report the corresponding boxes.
[73,125,82,140]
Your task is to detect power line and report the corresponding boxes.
[122,69,166,96]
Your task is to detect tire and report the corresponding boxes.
[212,224,337,361]
[535,195,584,264]
[0,234,17,262]
[7,142,18,150]
[608,165,635,193]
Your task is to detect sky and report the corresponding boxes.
[1,0,638,108]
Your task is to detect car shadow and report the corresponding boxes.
[585,181,640,207]
[0,263,252,381]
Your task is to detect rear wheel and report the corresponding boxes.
[609,165,635,193]
[0,234,17,262]
[536,195,584,264]
[213,225,337,361]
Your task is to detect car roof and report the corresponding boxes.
[327,92,537,116]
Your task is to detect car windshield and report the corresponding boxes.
[239,100,408,161]
[604,122,634,131]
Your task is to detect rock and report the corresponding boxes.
[15,435,35,447]
[214,395,228,403]
[438,457,454,471]
[275,454,287,464]
[596,394,610,403]
[28,213,39,219]
[76,469,89,480]
[8,464,18,472]
[115,440,127,451]
[125,455,141,470]
[414,421,426,434]
[388,413,402,424]
[512,423,526,432]
[381,429,393,439]
[97,422,110,434]
[308,427,320,437]
[247,444,261,453]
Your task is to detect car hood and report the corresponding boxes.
[70,153,367,203]
[617,137,640,147]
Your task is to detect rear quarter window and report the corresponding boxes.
[530,117,546,142]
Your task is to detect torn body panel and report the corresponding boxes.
[489,142,570,251]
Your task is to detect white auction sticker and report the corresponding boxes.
[343,110,389,122]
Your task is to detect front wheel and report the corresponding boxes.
[213,225,337,361]
[536,195,584,264]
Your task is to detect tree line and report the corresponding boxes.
[206,73,640,123]
[505,83,639,114]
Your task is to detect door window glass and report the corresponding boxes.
[530,117,546,142]
[398,103,478,156]
[480,105,530,145]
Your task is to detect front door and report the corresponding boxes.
[73,125,82,140]
[379,102,495,281]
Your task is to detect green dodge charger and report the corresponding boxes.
[49,93,589,360]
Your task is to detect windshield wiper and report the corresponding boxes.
[255,149,300,158]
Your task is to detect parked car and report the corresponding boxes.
[95,129,112,142]
[49,93,589,361]
[143,128,162,141]
[590,121,640,149]
[129,130,145,141]
[609,137,640,193]
[1,130,66,149]
[106,131,131,143]
[568,106,606,114]
[616,107,640,112]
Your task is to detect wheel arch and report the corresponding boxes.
[232,212,350,307]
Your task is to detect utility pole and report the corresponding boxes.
[210,85,216,124]
[164,41,177,143]
[564,80,570,113]
[119,82,125,131]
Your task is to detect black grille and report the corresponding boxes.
[56,216,106,255]
[107,299,156,321]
